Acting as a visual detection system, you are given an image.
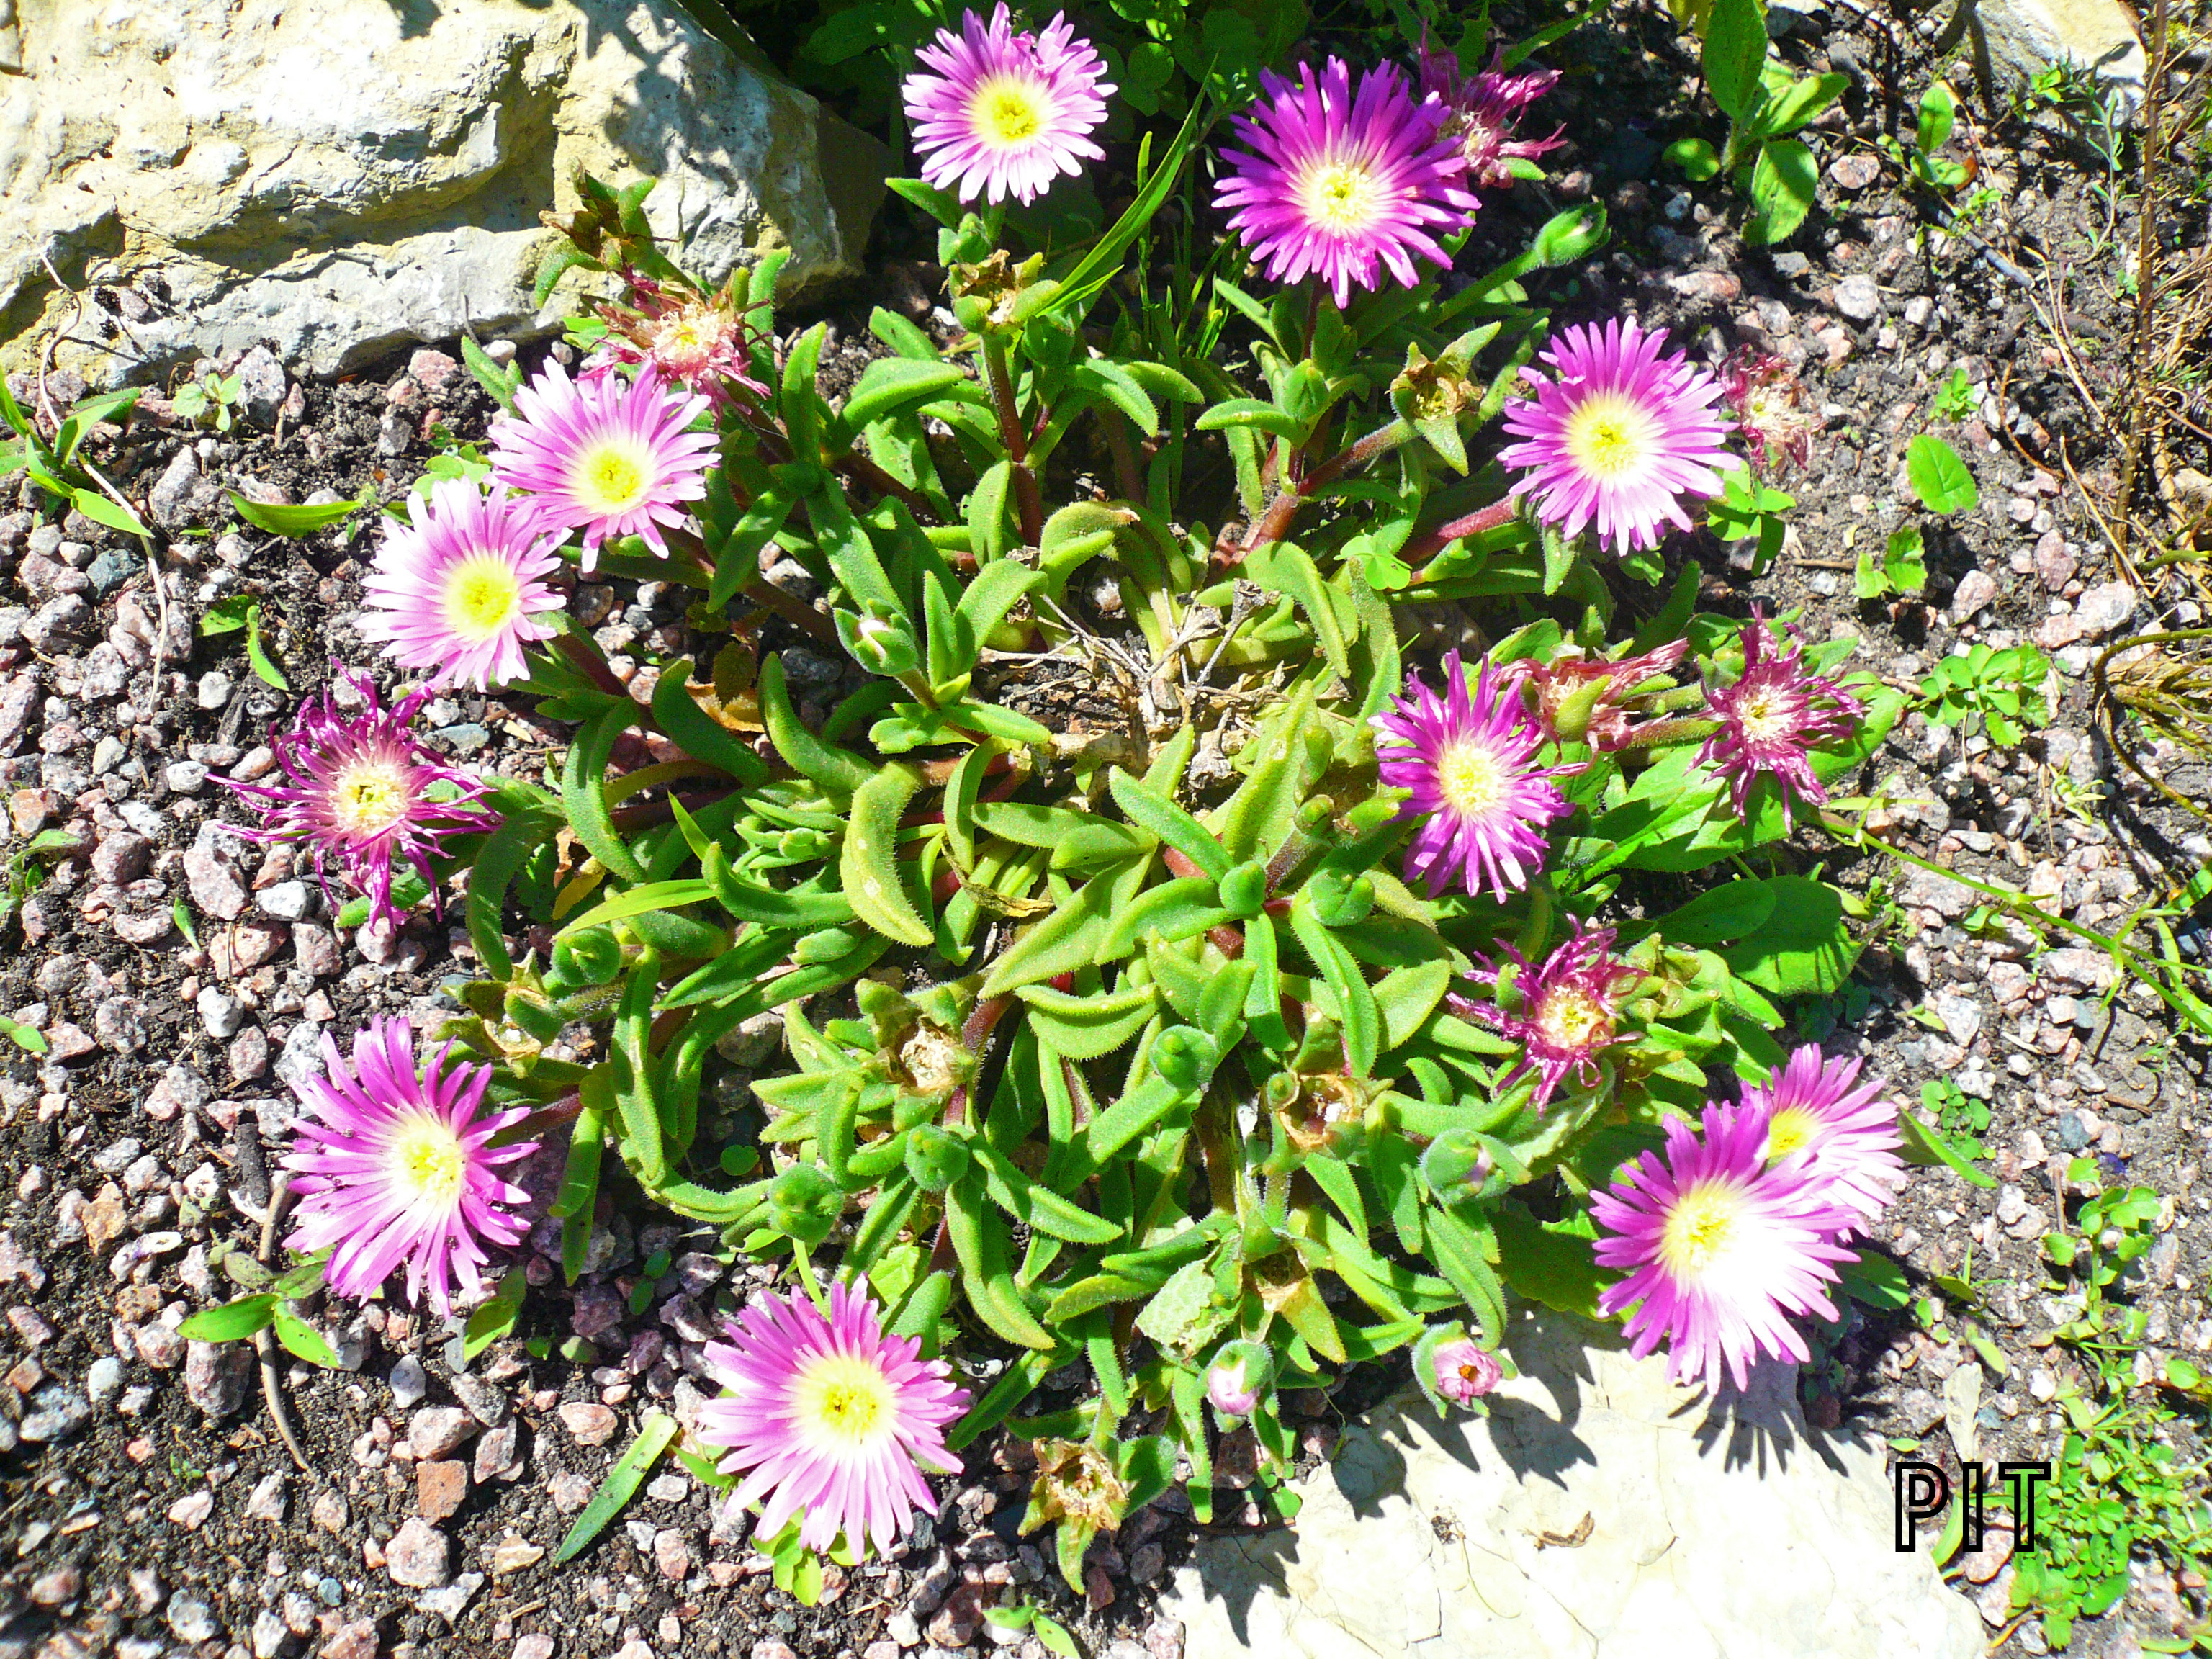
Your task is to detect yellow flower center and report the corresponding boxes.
[1733,685,1794,744]
[792,1352,896,1452]
[1562,392,1659,482]
[330,759,414,837]
[388,1113,467,1208]
[574,441,650,514]
[1763,1105,1818,1161]
[1437,739,1508,819]
[441,552,524,641]
[970,76,1048,147]
[1658,1182,1745,1277]
[1535,986,1611,1053]
[1295,158,1388,234]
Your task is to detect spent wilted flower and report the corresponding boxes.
[217,668,500,929]
[1591,1101,1858,1394]
[593,272,768,410]
[1414,44,1565,192]
[1431,1339,1504,1405]
[1373,650,1578,901]
[698,1282,968,1555]
[1720,346,1819,475]
[1743,1045,1907,1231]
[1697,611,1864,829]
[1451,919,1642,1111]
[903,4,1113,207]
[1502,639,1691,750]
[284,1017,537,1317]
[1498,318,1735,557]
[487,359,715,570]
[1215,56,1478,310]
[359,477,565,692]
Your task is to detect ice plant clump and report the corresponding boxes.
[903,4,1113,207]
[284,1017,537,1317]
[593,273,767,409]
[217,669,500,929]
[1503,638,1691,750]
[1697,611,1864,829]
[1452,920,1642,1111]
[698,1282,968,1555]
[1215,57,1478,309]
[1591,1102,1857,1393]
[1721,347,1819,474]
[1743,1045,1907,1231]
[359,477,565,692]
[1414,44,1565,192]
[488,359,715,569]
[1431,1339,1504,1405]
[1373,651,1578,900]
[1498,318,1735,557]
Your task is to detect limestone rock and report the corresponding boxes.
[1164,1310,1984,1659]
[1,0,885,389]
[1966,0,2146,114]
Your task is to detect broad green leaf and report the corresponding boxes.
[554,1411,679,1562]
[71,489,150,539]
[271,1305,341,1367]
[179,1294,277,1342]
[1905,435,1978,513]
[1745,138,1817,246]
[1703,0,1769,123]
[1649,880,1777,945]
[1495,1203,1611,1319]
[1717,875,1860,997]
[1898,1110,1999,1188]
[1766,72,1849,136]
[227,490,364,537]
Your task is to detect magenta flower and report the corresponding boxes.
[1743,1045,1907,1231]
[1696,611,1864,829]
[487,359,715,570]
[1592,1102,1858,1394]
[1215,56,1478,309]
[283,1017,536,1318]
[1414,45,1565,192]
[217,669,499,929]
[593,272,768,410]
[1372,651,1578,900]
[698,1281,969,1556]
[1206,1355,1261,1419]
[1502,638,1692,750]
[359,478,565,692]
[1431,1339,1504,1405]
[1452,920,1642,1111]
[1721,346,1818,475]
[1498,318,1735,557]
[903,5,1113,207]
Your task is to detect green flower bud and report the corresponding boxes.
[766,1164,845,1246]
[1305,868,1375,927]
[903,1123,971,1193]
[1151,1026,1220,1093]
[549,926,624,989]
[1218,860,1269,920]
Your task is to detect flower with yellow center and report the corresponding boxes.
[361,477,564,692]
[439,552,528,644]
[904,6,1114,207]
[328,758,415,838]
[1561,392,1662,482]
[1451,919,1640,1112]
[1593,1100,1858,1394]
[387,1112,469,1210]
[1740,1043,1907,1228]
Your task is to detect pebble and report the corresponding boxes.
[385,1516,452,1588]
[410,1405,475,1458]
[1948,569,1997,622]
[489,1535,545,1575]
[1833,274,1882,320]
[164,758,209,794]
[418,1570,485,1622]
[1827,153,1881,190]
[513,1637,556,1659]
[322,1619,379,1659]
[168,1596,221,1642]
[390,1354,428,1408]
[2073,580,2136,637]
[313,1491,350,1533]
[168,1490,215,1529]
[184,1339,251,1418]
[418,1459,469,1523]
[86,1354,123,1406]
[450,1368,512,1426]
[184,845,250,920]
[559,1400,619,1446]
[246,1471,288,1522]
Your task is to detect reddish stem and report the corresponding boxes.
[1401,497,1521,571]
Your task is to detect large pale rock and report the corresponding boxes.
[1166,1308,1985,1659]
[0,0,884,388]
[1964,0,2146,114]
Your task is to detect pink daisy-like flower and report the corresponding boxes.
[284,1017,537,1317]
[1215,56,1479,310]
[1498,317,1735,557]
[1451,919,1642,1111]
[1742,1045,1907,1231]
[359,478,565,692]
[1414,44,1565,192]
[1502,638,1691,750]
[217,669,500,930]
[1372,650,1578,900]
[1592,1102,1858,1394]
[698,1282,968,1556]
[903,5,1113,207]
[1431,1339,1504,1405]
[1721,346,1819,475]
[593,271,768,410]
[1696,610,1864,829]
[487,359,715,570]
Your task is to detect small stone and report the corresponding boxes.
[512,1637,556,1659]
[389,1354,428,1408]
[246,1471,288,1523]
[1833,275,1882,321]
[1949,569,1998,622]
[654,1527,692,1580]
[550,1472,595,1513]
[165,758,210,794]
[418,1459,469,1523]
[417,1570,485,1622]
[168,1489,215,1529]
[313,1491,350,1533]
[2074,580,2136,637]
[473,1418,523,1483]
[410,1405,475,1459]
[449,1370,511,1427]
[169,1596,221,1642]
[488,1535,544,1575]
[559,1400,619,1446]
[320,1620,379,1659]
[385,1516,452,1589]
[184,1339,253,1418]
[1828,153,1881,190]
[184,845,250,920]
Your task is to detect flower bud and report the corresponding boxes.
[1151,1027,1220,1093]
[1218,860,1270,920]
[903,1123,971,1194]
[549,926,624,989]
[766,1164,844,1246]
[1206,1344,1270,1419]
[1431,1338,1503,1405]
